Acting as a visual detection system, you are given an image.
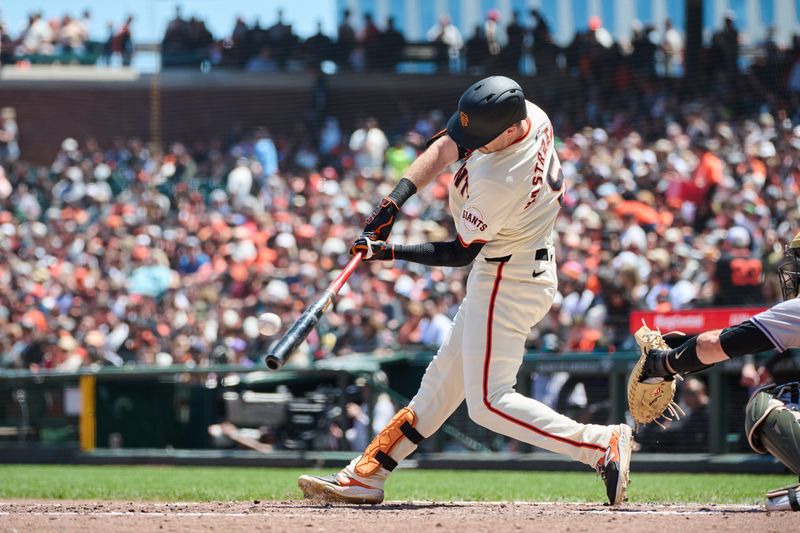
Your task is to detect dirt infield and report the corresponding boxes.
[0,500,795,532]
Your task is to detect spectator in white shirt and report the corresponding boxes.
[426,15,464,72]
[348,117,388,176]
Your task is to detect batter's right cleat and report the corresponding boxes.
[298,472,384,504]
[596,424,633,505]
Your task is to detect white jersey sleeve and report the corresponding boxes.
[455,178,516,246]
[751,298,800,351]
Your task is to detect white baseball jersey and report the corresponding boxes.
[449,100,564,259]
[752,298,800,352]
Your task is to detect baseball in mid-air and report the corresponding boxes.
[257,312,282,336]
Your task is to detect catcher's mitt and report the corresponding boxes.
[627,322,686,428]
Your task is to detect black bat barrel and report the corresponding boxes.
[264,291,333,370]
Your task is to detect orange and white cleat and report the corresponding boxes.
[595,424,633,505]
[298,472,384,504]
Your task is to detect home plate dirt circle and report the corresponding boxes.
[0,500,796,532]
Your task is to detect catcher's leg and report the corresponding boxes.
[299,304,467,504]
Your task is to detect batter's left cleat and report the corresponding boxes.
[298,472,384,504]
[596,424,633,505]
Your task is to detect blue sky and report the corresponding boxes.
[1,0,337,42]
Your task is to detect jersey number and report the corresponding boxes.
[730,258,762,286]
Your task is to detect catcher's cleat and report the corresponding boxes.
[298,473,384,504]
[766,484,800,511]
[596,424,633,505]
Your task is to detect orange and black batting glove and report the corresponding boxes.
[362,177,416,241]
[350,234,395,261]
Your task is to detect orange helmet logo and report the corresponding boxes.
[459,111,469,128]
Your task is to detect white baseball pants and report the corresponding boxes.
[345,249,613,487]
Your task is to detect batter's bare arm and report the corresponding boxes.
[404,135,460,190]
[356,135,461,247]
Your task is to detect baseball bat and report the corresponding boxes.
[264,253,363,370]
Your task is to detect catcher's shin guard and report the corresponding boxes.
[745,382,800,476]
[354,407,425,477]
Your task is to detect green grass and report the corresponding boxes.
[0,465,793,504]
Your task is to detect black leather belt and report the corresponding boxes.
[485,247,549,263]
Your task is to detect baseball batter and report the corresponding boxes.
[299,76,632,506]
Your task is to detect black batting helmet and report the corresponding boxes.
[446,76,527,150]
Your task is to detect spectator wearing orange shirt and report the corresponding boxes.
[684,138,723,229]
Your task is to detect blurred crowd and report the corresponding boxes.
[0,67,798,374]
[0,9,134,67]
[174,7,800,84]
[1,10,93,58]
[162,6,800,86]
